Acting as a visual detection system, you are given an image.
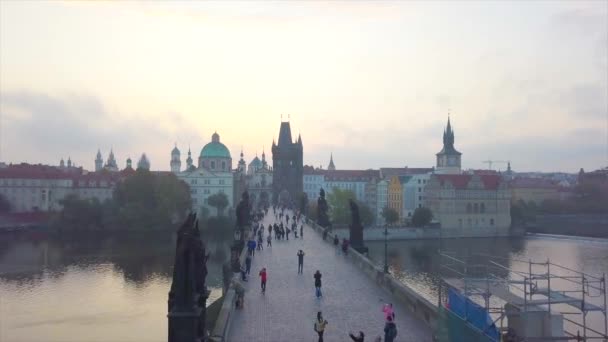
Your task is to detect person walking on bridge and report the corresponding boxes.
[297,250,305,274]
[245,254,252,275]
[314,311,328,342]
[300,224,304,239]
[314,270,323,298]
[383,316,398,342]
[266,234,272,247]
[258,267,267,293]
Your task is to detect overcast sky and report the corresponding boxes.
[1,1,606,173]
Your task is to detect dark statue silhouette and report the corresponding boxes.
[349,199,367,254]
[317,188,331,228]
[168,212,209,342]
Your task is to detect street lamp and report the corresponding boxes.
[383,224,389,274]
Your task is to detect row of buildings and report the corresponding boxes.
[1,118,594,238]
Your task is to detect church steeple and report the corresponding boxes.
[436,113,462,174]
[328,153,336,171]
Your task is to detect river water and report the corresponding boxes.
[1,233,607,341]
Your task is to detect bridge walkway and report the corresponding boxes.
[227,210,432,341]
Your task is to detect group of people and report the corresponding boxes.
[313,304,398,342]
[240,206,400,342]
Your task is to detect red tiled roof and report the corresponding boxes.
[433,174,503,190]
[324,169,379,182]
[380,167,433,178]
[0,163,75,180]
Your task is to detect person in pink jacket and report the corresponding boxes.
[382,303,395,321]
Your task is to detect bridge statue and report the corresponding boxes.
[231,191,250,271]
[349,199,367,254]
[317,188,331,228]
[168,212,209,342]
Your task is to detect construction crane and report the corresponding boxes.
[482,160,509,171]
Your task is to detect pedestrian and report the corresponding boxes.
[257,234,264,250]
[300,224,303,238]
[322,229,328,241]
[383,316,398,342]
[267,234,272,247]
[258,267,267,293]
[342,238,349,255]
[245,254,252,275]
[268,224,272,236]
[382,303,395,322]
[349,331,365,342]
[313,311,328,342]
[286,215,289,225]
[297,250,305,274]
[314,270,322,298]
[251,239,257,256]
[286,227,290,240]
[333,234,339,246]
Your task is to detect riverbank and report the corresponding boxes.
[526,214,608,238]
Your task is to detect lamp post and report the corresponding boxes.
[384,224,389,274]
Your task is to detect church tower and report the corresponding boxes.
[327,153,336,171]
[170,144,181,173]
[435,116,462,174]
[237,149,247,175]
[186,147,193,171]
[271,120,303,204]
[95,149,103,172]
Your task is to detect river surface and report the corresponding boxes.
[0,232,231,342]
[1,233,607,341]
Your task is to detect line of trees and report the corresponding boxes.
[54,169,192,232]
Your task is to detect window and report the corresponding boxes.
[222,161,226,170]
[204,189,210,194]
[191,189,197,194]
[418,179,421,184]
[490,218,494,226]
[219,180,225,185]
[191,179,197,185]
[473,203,478,213]
[204,179,210,185]
[480,203,485,213]
[418,204,422,208]
[466,203,472,213]
[418,188,421,192]
[418,196,422,201]
[211,161,216,169]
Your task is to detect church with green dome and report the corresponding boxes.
[198,132,232,172]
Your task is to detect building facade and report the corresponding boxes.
[387,176,403,220]
[375,180,388,225]
[425,174,511,237]
[272,121,303,204]
[177,132,235,217]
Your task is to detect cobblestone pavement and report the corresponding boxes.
[228,210,432,342]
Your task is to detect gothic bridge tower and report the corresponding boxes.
[271,119,303,204]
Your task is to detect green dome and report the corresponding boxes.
[200,132,231,159]
[200,142,230,158]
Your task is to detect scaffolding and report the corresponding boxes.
[436,252,608,342]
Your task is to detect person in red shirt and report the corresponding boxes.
[258,267,267,293]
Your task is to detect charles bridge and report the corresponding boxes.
[167,191,436,341]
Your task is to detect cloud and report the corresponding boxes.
[0,90,200,169]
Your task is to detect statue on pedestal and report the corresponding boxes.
[317,188,331,228]
[168,212,209,342]
[349,199,367,254]
[232,191,251,271]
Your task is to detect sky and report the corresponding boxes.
[0,1,606,173]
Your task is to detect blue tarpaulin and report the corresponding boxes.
[447,287,499,341]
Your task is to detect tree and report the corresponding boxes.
[411,207,433,227]
[113,169,191,229]
[207,192,229,217]
[358,203,374,226]
[326,188,357,225]
[382,207,399,226]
